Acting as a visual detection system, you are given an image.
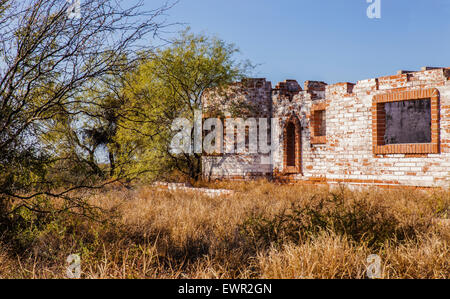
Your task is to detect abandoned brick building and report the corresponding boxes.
[202,67,450,188]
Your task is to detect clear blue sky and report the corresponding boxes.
[149,0,450,85]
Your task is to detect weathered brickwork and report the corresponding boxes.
[202,68,450,188]
[202,78,274,179]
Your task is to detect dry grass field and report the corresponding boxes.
[0,181,448,279]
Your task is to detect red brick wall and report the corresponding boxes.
[273,68,449,188]
[203,68,450,188]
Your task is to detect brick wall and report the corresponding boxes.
[202,78,273,180]
[202,68,450,188]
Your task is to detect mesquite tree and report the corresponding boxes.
[0,0,173,215]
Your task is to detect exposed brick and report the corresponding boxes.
[202,68,450,188]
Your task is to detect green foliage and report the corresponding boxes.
[0,0,171,218]
[0,196,57,252]
[115,29,252,182]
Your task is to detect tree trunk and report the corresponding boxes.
[109,151,116,178]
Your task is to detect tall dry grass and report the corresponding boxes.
[0,181,448,278]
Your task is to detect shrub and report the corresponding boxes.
[241,187,431,250]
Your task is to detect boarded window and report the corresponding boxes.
[384,99,431,144]
[372,88,440,155]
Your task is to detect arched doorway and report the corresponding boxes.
[283,116,301,174]
[286,122,296,167]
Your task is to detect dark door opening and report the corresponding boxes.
[286,122,296,167]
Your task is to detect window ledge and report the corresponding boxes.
[311,136,327,145]
[283,166,300,174]
[373,143,439,155]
